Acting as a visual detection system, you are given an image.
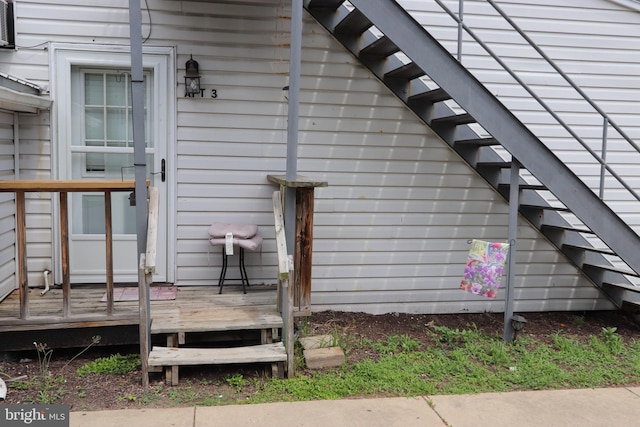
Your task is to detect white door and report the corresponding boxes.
[53,46,174,284]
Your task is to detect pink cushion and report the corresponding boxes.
[209,235,263,251]
[208,222,258,239]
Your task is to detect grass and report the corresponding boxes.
[241,325,640,403]
[10,342,140,405]
[76,353,140,377]
[9,323,640,408]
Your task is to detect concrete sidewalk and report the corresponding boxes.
[69,387,640,427]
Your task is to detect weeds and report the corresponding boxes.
[34,342,54,382]
[572,315,585,327]
[30,342,63,404]
[246,324,640,403]
[8,319,640,409]
[371,334,420,355]
[18,338,120,404]
[430,325,478,346]
[225,373,246,393]
[76,353,140,377]
[600,327,625,355]
[59,335,101,372]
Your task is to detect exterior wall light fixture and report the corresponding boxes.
[184,55,202,97]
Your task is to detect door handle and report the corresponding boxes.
[161,158,166,182]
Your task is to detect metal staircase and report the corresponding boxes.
[303,0,640,310]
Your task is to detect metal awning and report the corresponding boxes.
[0,73,51,113]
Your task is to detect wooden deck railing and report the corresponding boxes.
[0,180,144,321]
[272,190,294,376]
[267,175,327,316]
[139,186,159,388]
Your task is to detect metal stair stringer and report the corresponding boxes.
[303,0,640,309]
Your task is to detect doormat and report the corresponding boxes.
[101,286,177,302]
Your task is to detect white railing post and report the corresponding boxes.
[273,190,295,376]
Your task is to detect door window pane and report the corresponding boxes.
[71,68,153,236]
[79,193,136,235]
[79,69,151,155]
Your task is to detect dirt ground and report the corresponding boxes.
[1,309,639,412]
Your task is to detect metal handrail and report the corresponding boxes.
[432,0,640,203]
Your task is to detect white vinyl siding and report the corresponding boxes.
[0,112,15,299]
[3,0,638,313]
[400,0,640,229]
[16,110,52,288]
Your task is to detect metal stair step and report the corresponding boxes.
[600,281,640,307]
[584,263,639,278]
[408,87,450,105]
[562,244,616,256]
[541,223,594,234]
[306,0,344,9]
[335,8,372,35]
[359,35,399,58]
[476,160,511,169]
[454,137,499,147]
[384,62,424,82]
[519,203,570,212]
[148,342,287,367]
[498,182,547,191]
[431,112,475,127]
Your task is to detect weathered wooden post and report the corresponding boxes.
[268,175,327,316]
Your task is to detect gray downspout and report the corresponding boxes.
[285,0,302,255]
[128,0,147,258]
[128,0,151,367]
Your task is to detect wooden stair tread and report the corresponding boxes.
[148,342,287,366]
[150,306,283,334]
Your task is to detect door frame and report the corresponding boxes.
[50,43,175,284]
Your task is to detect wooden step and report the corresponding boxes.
[150,306,283,334]
[148,342,287,367]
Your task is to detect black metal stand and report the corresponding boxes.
[218,247,249,294]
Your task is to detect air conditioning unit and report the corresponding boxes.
[0,0,9,47]
[0,0,14,48]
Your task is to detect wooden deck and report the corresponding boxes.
[0,187,297,383]
[0,284,280,347]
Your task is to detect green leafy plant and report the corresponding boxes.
[371,334,420,355]
[117,393,137,402]
[600,327,625,355]
[225,373,246,393]
[22,337,105,404]
[76,353,140,377]
[31,342,65,404]
[430,325,477,346]
[572,315,585,327]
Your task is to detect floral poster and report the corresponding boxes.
[460,239,509,298]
